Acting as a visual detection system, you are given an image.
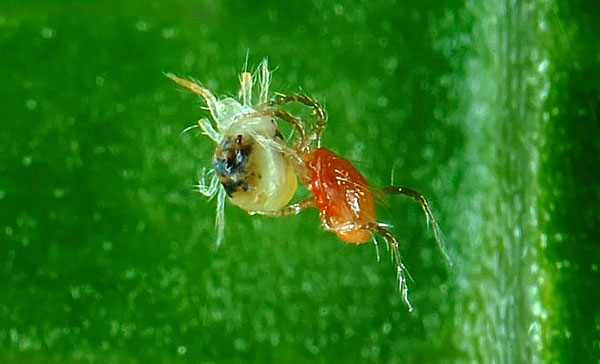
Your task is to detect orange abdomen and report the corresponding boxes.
[306,148,376,243]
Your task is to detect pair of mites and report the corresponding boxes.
[167,60,449,310]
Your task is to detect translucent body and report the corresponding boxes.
[212,101,297,211]
[167,60,297,245]
[306,148,375,243]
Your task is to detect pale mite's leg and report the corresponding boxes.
[381,186,451,265]
[270,93,328,148]
[195,168,226,247]
[196,168,220,198]
[165,73,229,246]
[368,223,414,312]
[197,118,221,143]
[249,198,314,217]
[258,59,271,105]
[214,187,227,247]
[239,71,253,107]
[165,73,222,128]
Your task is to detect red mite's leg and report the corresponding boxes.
[248,198,314,217]
[381,186,451,265]
[270,94,327,148]
[369,223,414,312]
[238,109,306,144]
[238,109,312,183]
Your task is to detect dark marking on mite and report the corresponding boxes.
[221,179,249,196]
[213,135,254,196]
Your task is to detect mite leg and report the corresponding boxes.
[239,108,310,158]
[239,71,253,107]
[239,109,312,183]
[257,59,271,105]
[239,109,306,143]
[249,198,314,217]
[196,168,220,198]
[197,118,221,142]
[165,73,222,126]
[193,169,227,247]
[214,187,227,247]
[271,94,328,147]
[369,223,414,312]
[381,186,451,265]
[250,132,310,184]
[180,118,220,143]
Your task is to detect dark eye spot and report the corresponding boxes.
[236,134,243,144]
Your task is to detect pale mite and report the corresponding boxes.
[167,60,297,246]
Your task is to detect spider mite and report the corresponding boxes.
[242,96,451,311]
[166,60,298,246]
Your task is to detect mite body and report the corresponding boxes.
[167,60,297,246]
[306,147,376,244]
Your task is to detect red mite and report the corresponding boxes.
[243,94,449,311]
[306,147,375,244]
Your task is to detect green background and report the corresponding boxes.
[1,0,599,363]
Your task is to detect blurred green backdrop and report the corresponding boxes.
[1,0,599,363]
